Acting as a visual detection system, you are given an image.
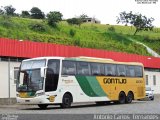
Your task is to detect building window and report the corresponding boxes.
[153,75,156,86]
[145,75,148,85]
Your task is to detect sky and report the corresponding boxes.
[0,0,160,27]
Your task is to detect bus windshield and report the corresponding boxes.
[17,69,44,92]
[21,59,46,70]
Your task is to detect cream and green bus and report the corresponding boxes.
[16,56,145,109]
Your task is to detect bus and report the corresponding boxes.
[16,56,145,109]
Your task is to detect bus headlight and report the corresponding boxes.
[35,92,45,97]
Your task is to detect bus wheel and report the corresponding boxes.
[126,92,133,103]
[118,92,126,104]
[60,93,72,108]
[38,104,48,109]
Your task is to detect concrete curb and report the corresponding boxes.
[0,98,16,105]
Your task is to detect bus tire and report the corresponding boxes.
[38,104,48,109]
[118,91,126,104]
[60,93,72,108]
[126,91,133,103]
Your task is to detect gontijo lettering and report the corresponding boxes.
[103,78,127,84]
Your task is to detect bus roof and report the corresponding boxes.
[66,56,143,66]
[22,56,65,61]
[23,56,143,66]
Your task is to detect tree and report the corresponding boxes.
[21,11,30,18]
[4,5,16,16]
[67,14,88,26]
[79,14,88,22]
[46,11,63,27]
[30,7,45,19]
[0,8,4,15]
[67,18,81,26]
[117,11,154,35]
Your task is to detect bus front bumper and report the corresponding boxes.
[16,95,58,104]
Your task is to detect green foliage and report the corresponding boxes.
[0,8,4,15]
[0,15,13,28]
[0,21,13,28]
[108,26,115,32]
[46,11,63,27]
[69,29,76,37]
[67,18,81,26]
[4,5,16,16]
[79,14,88,22]
[0,16,160,56]
[74,39,80,46]
[117,11,154,35]
[67,14,88,26]
[21,11,30,18]
[30,7,45,19]
[29,23,46,32]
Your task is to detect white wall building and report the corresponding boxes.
[0,57,21,98]
[145,69,160,94]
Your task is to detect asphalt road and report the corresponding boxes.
[0,96,160,120]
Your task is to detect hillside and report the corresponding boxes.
[0,15,160,56]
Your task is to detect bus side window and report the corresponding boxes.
[90,63,103,76]
[117,65,126,77]
[126,65,135,77]
[77,62,90,75]
[135,66,143,77]
[105,64,116,76]
[62,61,76,75]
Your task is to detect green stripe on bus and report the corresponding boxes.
[86,76,107,97]
[75,76,98,97]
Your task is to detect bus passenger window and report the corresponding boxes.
[90,63,102,76]
[62,61,76,75]
[135,66,143,77]
[126,66,135,77]
[77,62,90,75]
[105,64,116,76]
[117,65,126,77]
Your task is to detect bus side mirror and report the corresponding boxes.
[40,67,46,77]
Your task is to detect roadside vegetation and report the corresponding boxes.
[0,5,160,56]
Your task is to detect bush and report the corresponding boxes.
[74,39,80,46]
[0,21,13,28]
[69,29,76,37]
[29,23,46,32]
[47,11,63,27]
[108,26,115,32]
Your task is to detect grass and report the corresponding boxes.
[0,15,160,56]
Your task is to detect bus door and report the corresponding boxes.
[45,60,60,92]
